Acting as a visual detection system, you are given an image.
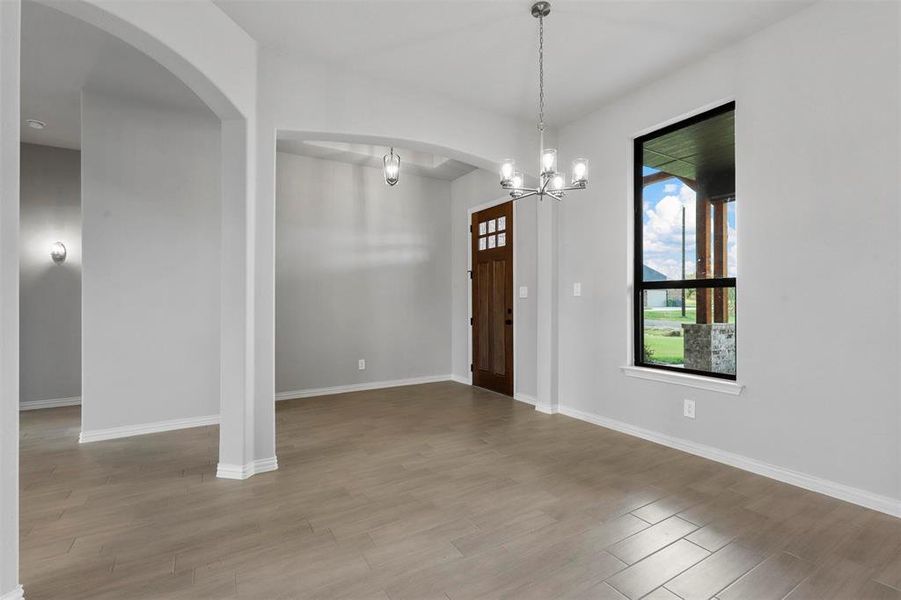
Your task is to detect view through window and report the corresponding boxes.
[634,102,736,379]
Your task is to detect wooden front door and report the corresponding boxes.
[471,202,513,396]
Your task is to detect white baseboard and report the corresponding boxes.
[20,396,80,411]
[535,403,557,414]
[254,456,279,474]
[275,375,455,401]
[513,392,536,406]
[79,414,219,443]
[449,374,471,385]
[217,456,279,480]
[556,404,901,518]
[0,585,24,600]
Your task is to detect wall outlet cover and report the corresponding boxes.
[683,399,696,419]
[358,359,366,370]
[519,286,528,299]
[573,282,582,297]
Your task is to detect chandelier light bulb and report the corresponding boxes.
[500,160,516,184]
[572,158,589,184]
[551,173,565,190]
[541,148,557,175]
[511,171,524,190]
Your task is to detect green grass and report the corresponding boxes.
[643,329,684,365]
[643,308,697,323]
[643,308,736,324]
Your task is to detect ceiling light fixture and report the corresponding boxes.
[25,119,46,130]
[383,147,400,186]
[499,1,588,201]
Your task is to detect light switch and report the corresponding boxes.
[519,286,528,299]
[573,282,582,297]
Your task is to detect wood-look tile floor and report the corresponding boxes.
[20,382,901,599]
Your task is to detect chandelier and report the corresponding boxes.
[499,1,588,201]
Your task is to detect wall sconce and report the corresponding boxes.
[50,241,67,264]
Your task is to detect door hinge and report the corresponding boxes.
[469,224,472,233]
[469,317,473,325]
[470,363,474,372]
[468,270,473,279]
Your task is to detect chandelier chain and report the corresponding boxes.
[538,15,544,132]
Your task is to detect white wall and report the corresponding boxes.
[450,168,538,399]
[557,1,900,507]
[81,91,221,433]
[0,1,21,595]
[19,143,81,404]
[275,152,452,392]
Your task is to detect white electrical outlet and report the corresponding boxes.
[519,286,528,299]
[573,282,582,297]
[683,399,696,419]
[358,359,366,370]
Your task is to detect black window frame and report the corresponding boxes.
[633,102,737,381]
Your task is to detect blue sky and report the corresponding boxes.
[642,166,736,281]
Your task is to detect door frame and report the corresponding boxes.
[467,195,518,397]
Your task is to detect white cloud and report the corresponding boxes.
[664,182,678,193]
[643,183,697,279]
[728,226,737,276]
[643,184,739,280]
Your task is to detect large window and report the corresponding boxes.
[634,102,736,379]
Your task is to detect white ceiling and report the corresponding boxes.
[216,0,814,125]
[277,138,478,181]
[20,0,211,150]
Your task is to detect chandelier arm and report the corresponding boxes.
[513,191,540,201]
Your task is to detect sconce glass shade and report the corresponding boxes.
[540,148,557,175]
[571,158,589,185]
[50,241,66,264]
[500,159,515,185]
[511,171,524,190]
[383,148,400,186]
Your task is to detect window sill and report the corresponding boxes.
[620,366,744,396]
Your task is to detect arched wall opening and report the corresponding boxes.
[269,128,540,453]
[2,1,262,597]
[27,0,263,478]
